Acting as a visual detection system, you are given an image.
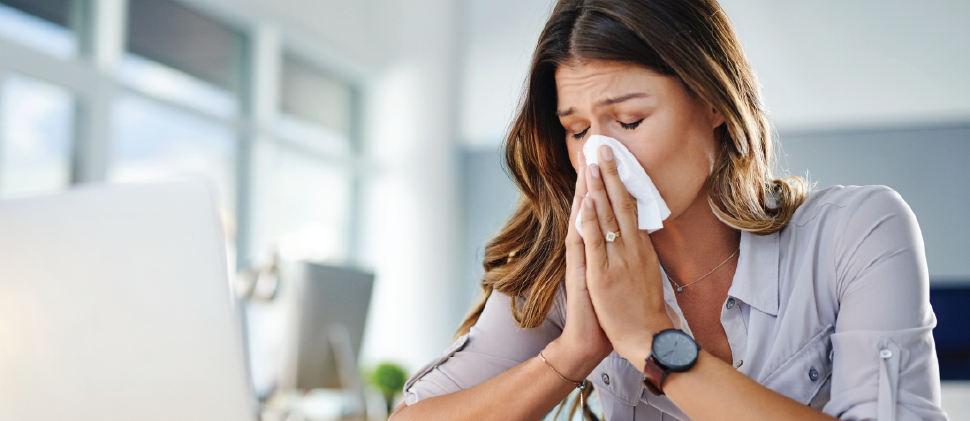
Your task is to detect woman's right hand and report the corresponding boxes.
[543,151,614,379]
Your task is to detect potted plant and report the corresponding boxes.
[370,363,407,416]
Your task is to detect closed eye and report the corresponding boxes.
[572,127,589,140]
[620,119,644,130]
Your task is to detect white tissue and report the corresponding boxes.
[576,135,671,236]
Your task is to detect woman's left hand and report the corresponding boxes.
[579,144,675,365]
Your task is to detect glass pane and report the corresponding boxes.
[254,140,352,263]
[274,114,351,157]
[279,54,354,151]
[0,74,74,198]
[118,54,239,117]
[109,93,236,219]
[122,0,244,116]
[0,0,77,59]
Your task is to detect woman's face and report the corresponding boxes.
[556,60,725,220]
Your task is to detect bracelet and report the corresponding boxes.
[538,350,586,390]
[539,350,589,420]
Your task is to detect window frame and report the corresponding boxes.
[0,0,366,271]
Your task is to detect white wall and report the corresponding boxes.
[719,0,970,131]
[459,0,552,145]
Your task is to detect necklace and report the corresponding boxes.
[665,247,740,293]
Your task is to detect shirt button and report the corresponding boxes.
[734,360,743,368]
[880,349,893,359]
[726,298,736,309]
[601,373,610,385]
[808,367,819,381]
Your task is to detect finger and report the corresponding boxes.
[585,164,621,243]
[566,153,588,295]
[581,196,608,271]
[567,150,588,244]
[597,145,639,234]
[574,149,589,204]
[566,196,587,275]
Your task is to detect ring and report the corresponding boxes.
[605,231,621,243]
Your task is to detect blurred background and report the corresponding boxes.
[0,0,966,419]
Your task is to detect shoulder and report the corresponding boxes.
[781,185,925,296]
[785,184,921,257]
[788,184,914,230]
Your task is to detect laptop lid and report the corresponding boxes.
[0,181,257,421]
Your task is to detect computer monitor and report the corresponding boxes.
[280,262,374,391]
[0,181,258,421]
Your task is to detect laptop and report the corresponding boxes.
[0,181,258,421]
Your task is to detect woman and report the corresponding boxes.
[390,0,947,419]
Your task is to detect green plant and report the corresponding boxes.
[370,362,407,415]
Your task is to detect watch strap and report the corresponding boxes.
[642,356,668,396]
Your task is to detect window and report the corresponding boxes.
[0,0,77,59]
[278,54,355,156]
[0,0,363,271]
[110,0,247,250]
[254,141,352,263]
[0,74,75,198]
[247,53,359,263]
[121,0,245,116]
[109,93,236,218]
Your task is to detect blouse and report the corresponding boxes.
[403,185,949,420]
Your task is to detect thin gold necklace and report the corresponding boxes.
[666,247,740,293]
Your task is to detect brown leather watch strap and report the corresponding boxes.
[642,356,668,396]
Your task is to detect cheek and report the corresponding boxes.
[629,118,714,213]
[565,140,583,172]
[651,154,710,217]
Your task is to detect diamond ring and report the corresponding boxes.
[605,231,621,243]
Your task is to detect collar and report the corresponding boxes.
[727,230,780,316]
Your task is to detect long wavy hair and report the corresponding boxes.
[457,0,806,415]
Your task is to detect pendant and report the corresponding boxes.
[676,286,684,293]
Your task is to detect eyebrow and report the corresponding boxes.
[556,92,649,117]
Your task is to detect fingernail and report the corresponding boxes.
[602,146,613,161]
[585,197,593,209]
[591,165,600,179]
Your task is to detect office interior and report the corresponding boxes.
[0,0,967,419]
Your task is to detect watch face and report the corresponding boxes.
[651,330,699,371]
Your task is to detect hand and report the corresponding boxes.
[546,150,614,380]
[580,145,674,366]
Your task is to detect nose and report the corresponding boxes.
[587,123,608,139]
[583,126,629,151]
[579,125,609,154]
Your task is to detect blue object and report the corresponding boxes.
[929,283,970,380]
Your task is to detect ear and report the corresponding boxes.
[709,105,726,129]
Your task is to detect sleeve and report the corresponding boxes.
[402,285,566,405]
[822,186,948,421]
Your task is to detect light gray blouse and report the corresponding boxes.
[403,185,949,421]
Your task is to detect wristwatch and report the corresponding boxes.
[642,329,701,395]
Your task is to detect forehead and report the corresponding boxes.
[555,60,670,108]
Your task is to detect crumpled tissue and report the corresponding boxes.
[576,134,671,236]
